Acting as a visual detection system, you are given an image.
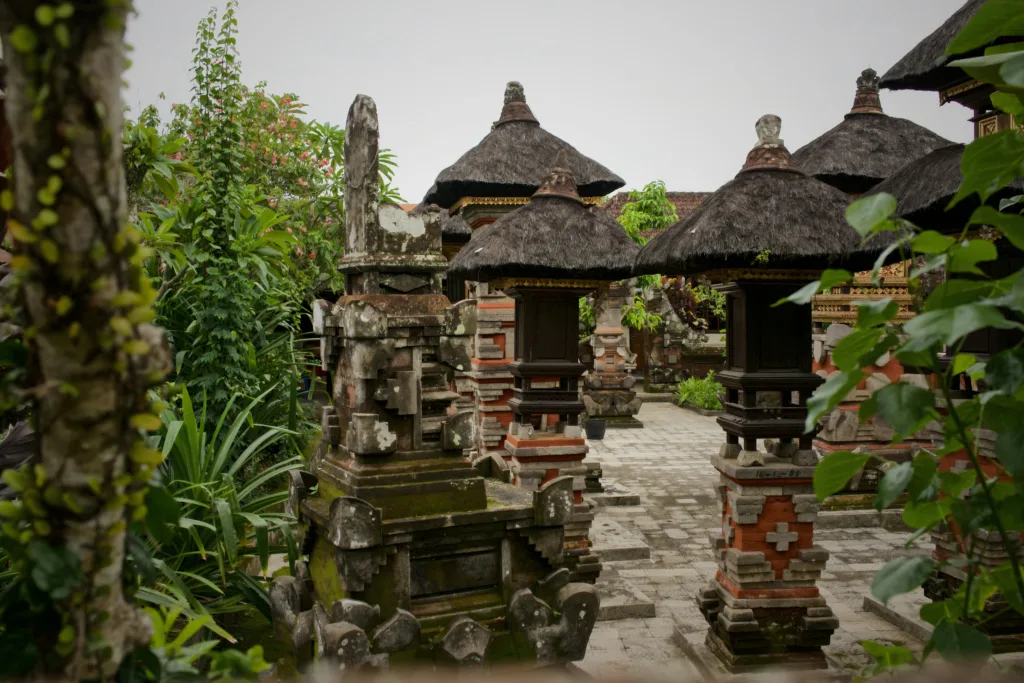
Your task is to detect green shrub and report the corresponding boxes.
[675,371,724,411]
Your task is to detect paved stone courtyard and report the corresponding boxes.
[580,401,930,678]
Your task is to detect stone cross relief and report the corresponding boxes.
[765,522,799,552]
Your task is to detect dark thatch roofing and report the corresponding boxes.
[867,143,1024,232]
[424,82,625,208]
[447,150,638,282]
[410,200,471,242]
[879,0,1017,92]
[792,69,952,194]
[636,115,892,277]
[601,191,712,239]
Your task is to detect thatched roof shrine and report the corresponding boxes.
[635,115,888,277]
[424,82,625,208]
[447,149,637,282]
[792,69,952,194]
[879,0,1014,92]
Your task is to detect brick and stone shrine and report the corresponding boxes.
[875,0,1024,649]
[448,149,639,585]
[635,114,896,672]
[790,68,951,502]
[581,280,643,428]
[270,94,602,671]
[422,81,624,461]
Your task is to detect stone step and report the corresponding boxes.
[597,583,656,621]
[589,517,651,562]
[586,479,641,507]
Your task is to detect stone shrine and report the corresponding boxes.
[448,150,640,585]
[581,280,643,428]
[635,114,895,672]
[270,95,600,671]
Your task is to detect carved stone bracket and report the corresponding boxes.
[507,583,599,665]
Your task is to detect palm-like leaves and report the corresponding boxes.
[138,387,301,638]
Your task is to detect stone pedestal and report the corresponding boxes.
[698,456,837,672]
[922,414,1024,653]
[582,281,642,428]
[466,281,516,458]
[272,96,599,671]
[694,278,837,673]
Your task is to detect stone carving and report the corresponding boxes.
[508,584,599,666]
[272,94,599,671]
[582,281,643,427]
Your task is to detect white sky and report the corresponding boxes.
[125,0,972,203]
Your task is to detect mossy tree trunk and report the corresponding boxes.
[1,2,169,678]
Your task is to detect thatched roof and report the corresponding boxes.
[867,143,1024,231]
[410,200,471,242]
[447,150,638,282]
[424,82,625,208]
[880,0,1005,92]
[792,69,952,194]
[636,115,890,277]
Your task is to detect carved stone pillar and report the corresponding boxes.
[582,281,643,427]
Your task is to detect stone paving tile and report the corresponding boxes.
[584,402,927,675]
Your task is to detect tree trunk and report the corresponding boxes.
[1,2,169,678]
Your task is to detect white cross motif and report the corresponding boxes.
[765,522,799,552]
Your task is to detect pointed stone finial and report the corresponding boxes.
[495,80,539,126]
[344,95,380,256]
[505,81,526,104]
[849,68,884,116]
[532,149,582,203]
[741,115,797,173]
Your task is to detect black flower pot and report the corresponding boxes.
[585,419,607,440]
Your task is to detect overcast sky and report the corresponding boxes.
[125,0,971,202]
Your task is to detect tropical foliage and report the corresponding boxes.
[675,371,724,411]
[782,2,1024,673]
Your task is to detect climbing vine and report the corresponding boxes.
[0,1,173,677]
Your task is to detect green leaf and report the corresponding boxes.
[903,498,953,527]
[952,353,977,376]
[925,279,1001,311]
[872,556,936,605]
[27,540,84,600]
[875,462,913,512]
[10,25,37,53]
[772,270,851,307]
[855,298,899,328]
[969,205,1024,252]
[902,305,1021,351]
[939,470,976,498]
[146,485,181,545]
[929,622,992,662]
[920,599,962,626]
[873,382,936,440]
[996,422,1024,480]
[946,239,999,275]
[832,328,883,372]
[861,640,916,675]
[35,5,55,26]
[948,0,1024,54]
[952,130,1024,206]
[214,499,238,566]
[984,349,1024,396]
[847,193,896,237]
[806,370,866,432]
[952,50,1024,95]
[814,451,871,502]
[911,230,956,254]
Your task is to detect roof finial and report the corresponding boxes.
[495,80,539,127]
[741,115,798,173]
[755,114,783,147]
[532,148,582,203]
[505,81,526,104]
[848,68,884,116]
